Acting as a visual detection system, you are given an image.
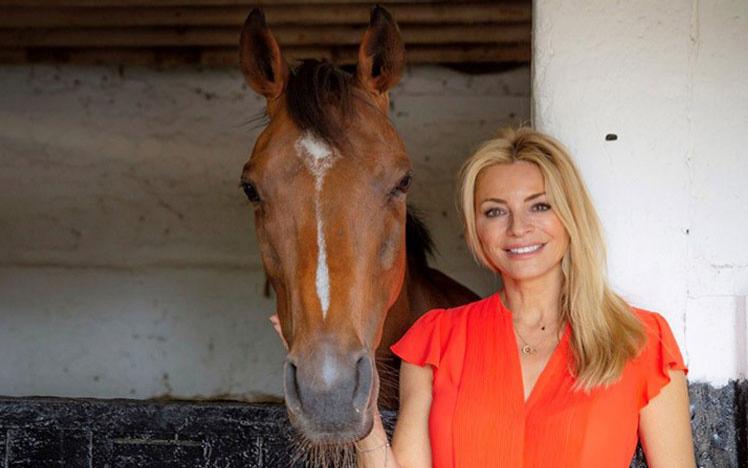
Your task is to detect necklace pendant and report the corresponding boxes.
[521,344,536,355]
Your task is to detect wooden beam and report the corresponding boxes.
[0,24,530,48]
[0,1,532,66]
[207,43,534,65]
[0,48,25,62]
[0,0,438,6]
[0,43,530,66]
[0,4,531,28]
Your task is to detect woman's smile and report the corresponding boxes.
[475,161,569,282]
[504,242,546,257]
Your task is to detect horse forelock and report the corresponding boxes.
[284,59,357,148]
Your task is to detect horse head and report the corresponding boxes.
[238,7,409,444]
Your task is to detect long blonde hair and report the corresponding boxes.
[458,127,646,390]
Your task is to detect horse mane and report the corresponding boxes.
[406,209,435,273]
[285,59,356,147]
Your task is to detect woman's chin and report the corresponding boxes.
[499,262,562,283]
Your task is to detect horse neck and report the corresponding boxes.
[378,260,431,355]
[378,256,479,357]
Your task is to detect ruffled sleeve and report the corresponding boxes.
[637,310,688,408]
[390,308,445,369]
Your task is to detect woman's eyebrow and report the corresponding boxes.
[525,192,546,202]
[481,192,546,204]
[481,197,507,204]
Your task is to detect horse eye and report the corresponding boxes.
[394,173,413,195]
[240,181,262,203]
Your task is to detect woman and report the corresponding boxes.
[353,128,696,467]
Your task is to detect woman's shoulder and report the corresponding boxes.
[420,293,498,325]
[630,307,683,359]
[631,307,676,341]
[627,307,688,407]
[391,294,497,369]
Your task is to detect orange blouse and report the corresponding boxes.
[390,293,687,468]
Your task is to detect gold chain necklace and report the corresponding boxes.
[515,327,539,355]
[514,324,559,356]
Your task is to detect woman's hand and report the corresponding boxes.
[269,314,288,350]
[357,362,433,467]
[356,411,399,468]
[356,411,389,451]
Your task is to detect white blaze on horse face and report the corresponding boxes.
[296,131,336,191]
[295,132,338,319]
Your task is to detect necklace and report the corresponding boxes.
[514,324,560,356]
[515,327,538,355]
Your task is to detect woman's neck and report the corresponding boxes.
[500,267,564,329]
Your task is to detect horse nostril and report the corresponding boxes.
[284,360,302,414]
[352,353,373,412]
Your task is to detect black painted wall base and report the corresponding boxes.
[0,381,745,467]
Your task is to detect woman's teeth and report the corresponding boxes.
[508,244,542,254]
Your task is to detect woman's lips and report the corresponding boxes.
[504,243,545,257]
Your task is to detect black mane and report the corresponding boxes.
[285,59,355,147]
[406,209,435,273]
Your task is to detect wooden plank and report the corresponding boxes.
[0,1,532,66]
[407,44,530,63]
[0,24,530,48]
[0,4,531,28]
[0,43,530,65]
[0,48,26,62]
[25,47,204,65]
[0,0,438,6]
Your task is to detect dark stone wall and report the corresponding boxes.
[0,381,745,467]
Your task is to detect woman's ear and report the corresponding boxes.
[239,8,289,101]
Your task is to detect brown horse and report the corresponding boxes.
[238,7,477,446]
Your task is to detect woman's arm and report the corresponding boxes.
[357,362,433,468]
[638,369,696,468]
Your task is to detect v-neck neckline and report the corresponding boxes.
[496,292,571,408]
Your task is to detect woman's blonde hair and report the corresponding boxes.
[458,127,646,390]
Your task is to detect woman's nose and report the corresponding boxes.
[508,212,531,236]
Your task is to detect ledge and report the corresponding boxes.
[0,381,745,467]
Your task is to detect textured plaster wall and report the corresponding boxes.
[0,64,528,399]
[533,0,748,385]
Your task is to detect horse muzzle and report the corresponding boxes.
[284,343,376,443]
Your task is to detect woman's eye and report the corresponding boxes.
[532,202,551,212]
[240,181,262,203]
[485,207,505,218]
[391,173,413,196]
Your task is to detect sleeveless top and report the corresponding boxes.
[390,293,687,468]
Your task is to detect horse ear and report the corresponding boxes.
[239,9,289,100]
[356,6,405,96]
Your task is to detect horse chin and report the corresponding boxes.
[289,408,374,446]
[287,372,379,446]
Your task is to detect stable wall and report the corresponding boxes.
[0,64,528,399]
[533,0,748,385]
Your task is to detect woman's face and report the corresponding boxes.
[474,161,569,283]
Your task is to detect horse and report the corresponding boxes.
[237,6,478,448]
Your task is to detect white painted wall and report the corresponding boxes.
[533,0,748,385]
[0,64,527,399]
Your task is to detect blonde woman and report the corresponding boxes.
[355,128,696,467]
